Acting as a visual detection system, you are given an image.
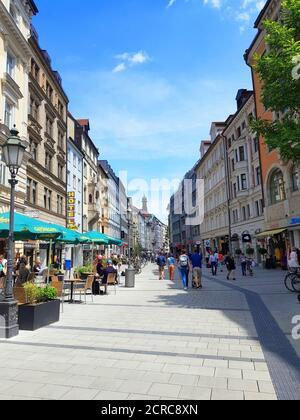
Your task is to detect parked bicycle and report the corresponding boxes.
[284,268,300,293]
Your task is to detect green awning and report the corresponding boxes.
[0,212,61,241]
[84,231,110,245]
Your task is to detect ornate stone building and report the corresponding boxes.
[0,0,38,217]
[26,29,68,226]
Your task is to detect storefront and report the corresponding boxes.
[289,218,300,248]
[256,228,288,269]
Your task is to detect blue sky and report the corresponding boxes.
[33,0,265,219]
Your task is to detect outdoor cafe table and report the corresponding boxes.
[64,279,86,304]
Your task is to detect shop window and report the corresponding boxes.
[269,169,286,204]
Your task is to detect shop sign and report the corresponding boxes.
[290,218,300,226]
[67,192,78,230]
[204,240,211,247]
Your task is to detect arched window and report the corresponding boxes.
[291,166,299,192]
[89,194,93,204]
[269,169,286,204]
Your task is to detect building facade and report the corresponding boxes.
[196,123,230,255]
[26,32,68,227]
[0,0,38,219]
[223,90,264,261]
[245,0,300,265]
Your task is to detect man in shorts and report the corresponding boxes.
[190,247,203,289]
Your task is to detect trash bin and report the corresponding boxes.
[125,268,136,288]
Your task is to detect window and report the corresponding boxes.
[253,137,259,153]
[242,206,246,221]
[291,166,299,191]
[269,169,286,204]
[242,121,246,131]
[58,130,64,149]
[237,127,241,138]
[30,140,38,161]
[46,115,53,137]
[84,187,87,204]
[6,53,15,78]
[27,178,37,205]
[57,100,64,118]
[46,81,53,101]
[67,171,70,186]
[235,149,239,163]
[256,167,261,186]
[67,148,71,162]
[44,188,52,210]
[57,195,64,215]
[29,97,39,121]
[73,175,77,190]
[45,152,52,172]
[239,146,245,161]
[58,163,64,179]
[233,183,237,198]
[31,60,39,80]
[84,163,87,178]
[247,204,251,219]
[241,174,247,190]
[73,154,77,168]
[4,99,13,128]
[232,159,235,172]
[78,178,81,192]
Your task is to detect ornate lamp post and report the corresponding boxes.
[0,127,27,339]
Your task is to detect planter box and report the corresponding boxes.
[18,300,60,331]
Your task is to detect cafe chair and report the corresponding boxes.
[107,273,117,295]
[74,275,94,304]
[51,279,70,313]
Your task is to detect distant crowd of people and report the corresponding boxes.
[155,248,261,291]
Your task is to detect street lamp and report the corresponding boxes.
[125,200,135,287]
[0,127,27,339]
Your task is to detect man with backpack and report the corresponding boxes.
[178,250,190,290]
[156,252,167,280]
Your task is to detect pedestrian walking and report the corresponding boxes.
[190,247,203,289]
[210,250,219,276]
[218,252,224,273]
[225,253,236,281]
[241,253,247,276]
[167,254,176,281]
[156,252,167,280]
[178,250,190,290]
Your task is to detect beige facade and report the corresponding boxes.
[97,162,109,235]
[196,123,229,253]
[223,91,264,261]
[25,32,68,226]
[0,0,37,214]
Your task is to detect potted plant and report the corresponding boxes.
[74,264,94,280]
[18,283,60,331]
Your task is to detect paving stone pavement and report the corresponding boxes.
[0,263,299,400]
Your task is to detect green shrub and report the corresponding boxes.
[23,282,38,305]
[22,283,57,304]
[74,264,94,274]
[37,286,58,303]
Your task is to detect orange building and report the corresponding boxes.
[245,0,300,267]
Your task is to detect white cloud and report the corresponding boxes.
[112,63,126,73]
[167,0,176,8]
[113,51,150,73]
[166,0,266,30]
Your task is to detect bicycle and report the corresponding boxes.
[284,268,300,293]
